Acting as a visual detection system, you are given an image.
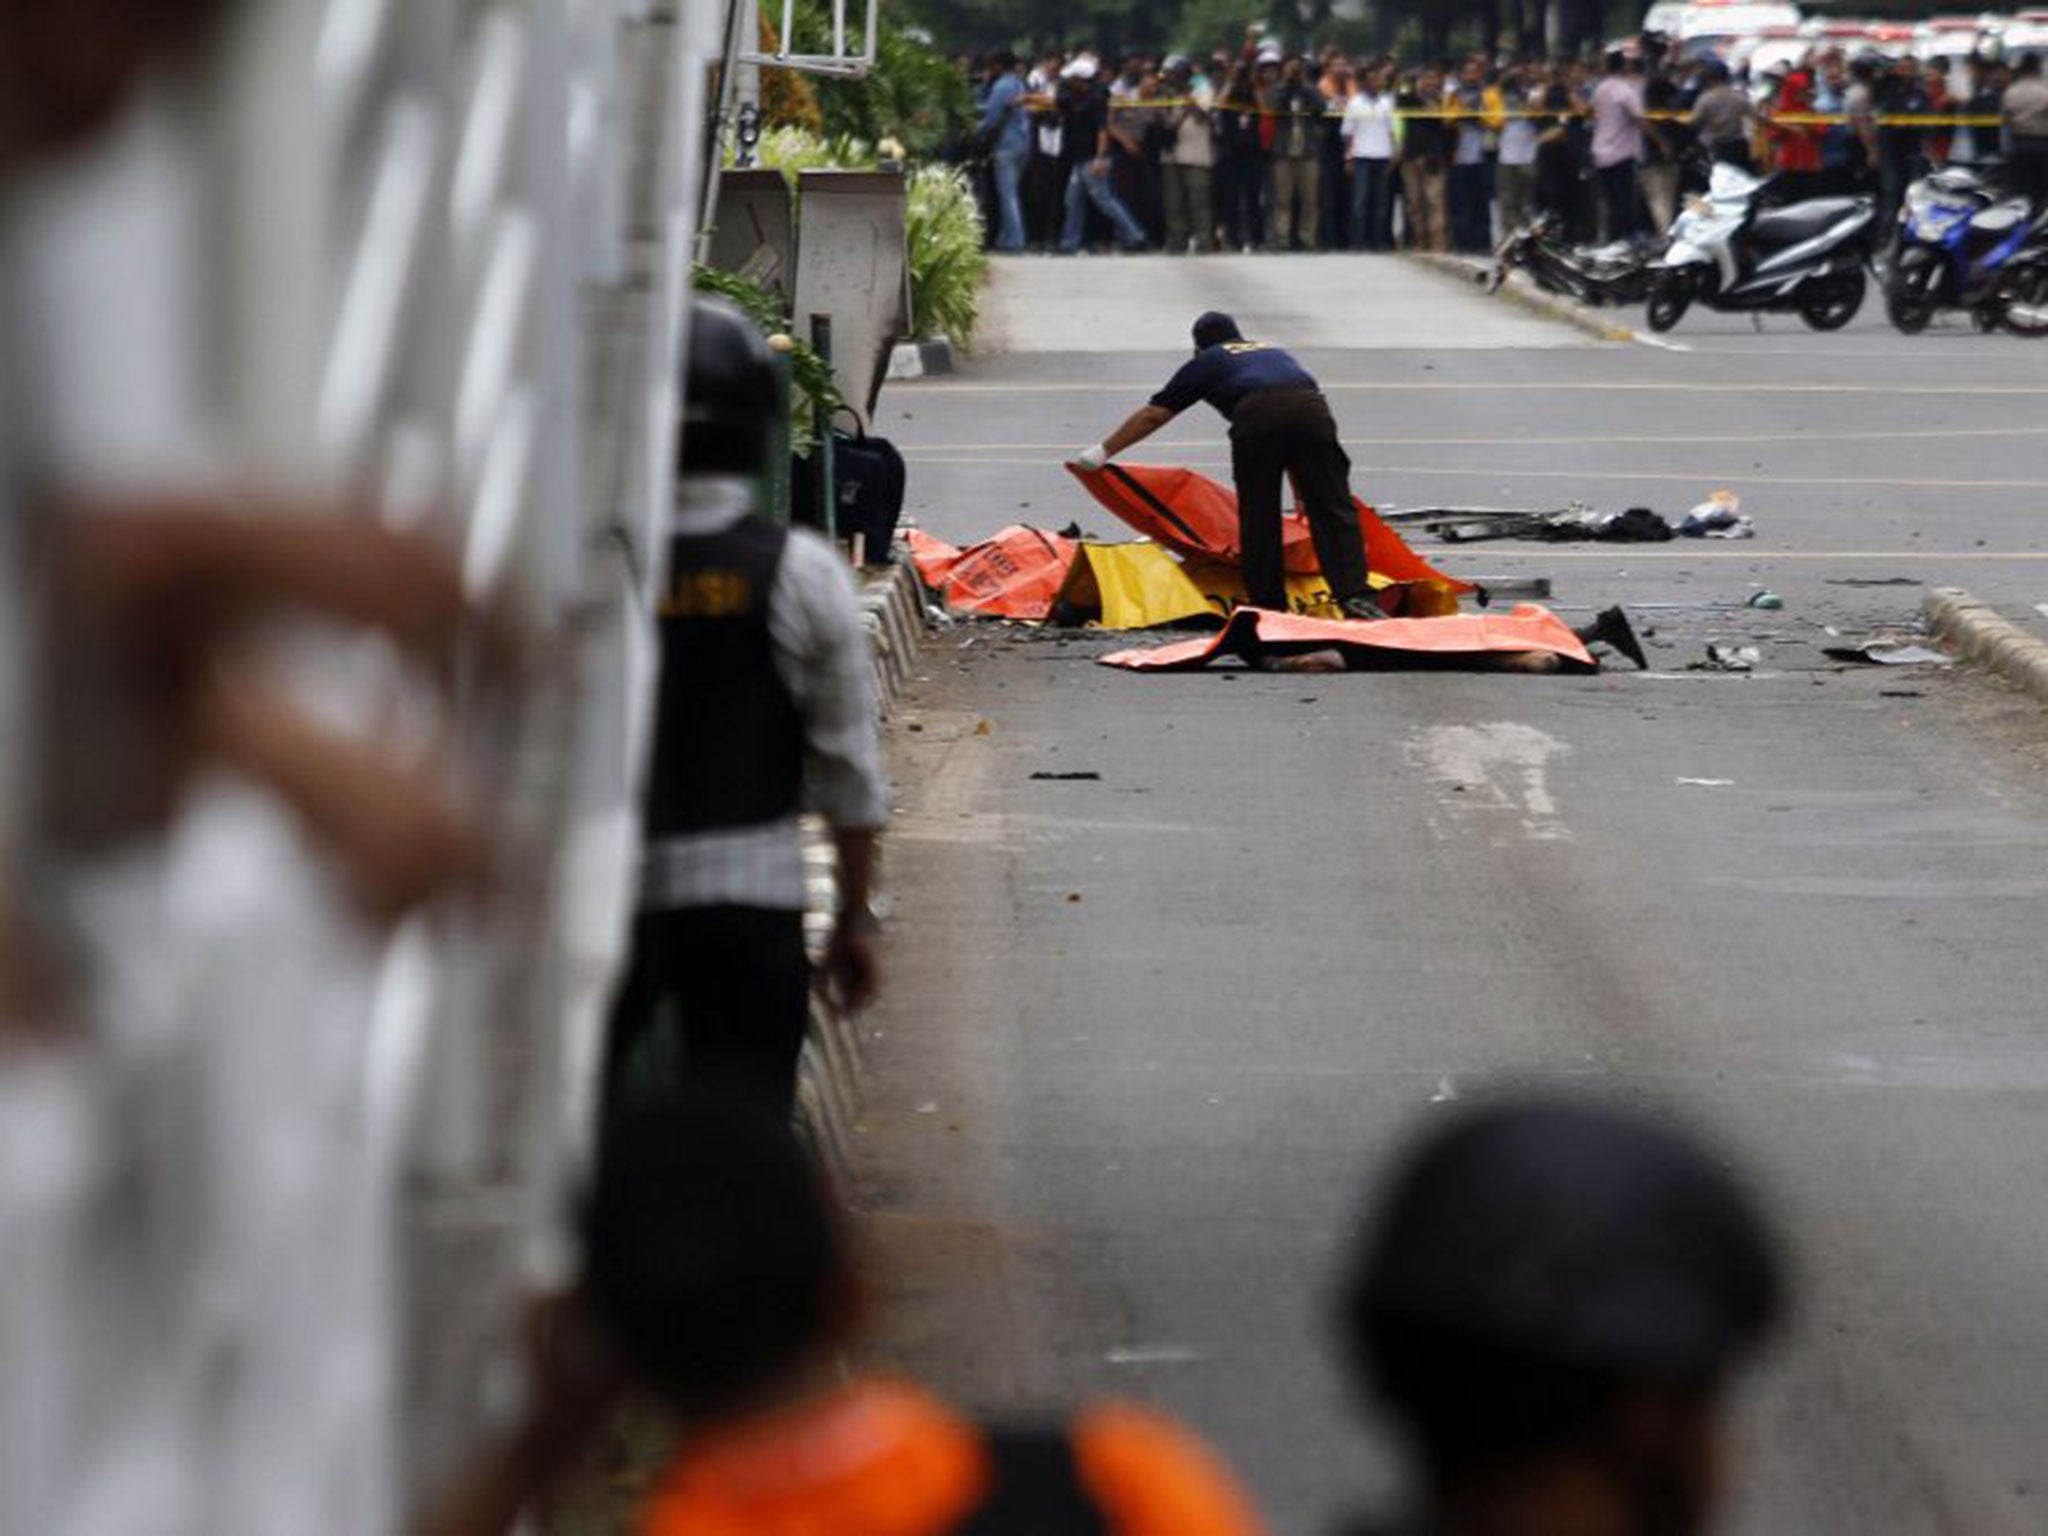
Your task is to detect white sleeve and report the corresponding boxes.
[767,529,890,831]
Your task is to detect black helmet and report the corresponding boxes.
[1345,1096,1782,1386]
[680,295,777,477]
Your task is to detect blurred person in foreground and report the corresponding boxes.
[605,296,887,1120]
[421,1093,1267,1536]
[1340,1096,1784,1536]
[1,0,502,1040]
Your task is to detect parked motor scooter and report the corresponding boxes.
[1493,212,1657,307]
[1644,163,1876,332]
[1886,166,2048,336]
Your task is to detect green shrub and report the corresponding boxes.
[904,163,986,347]
[808,14,974,159]
[750,125,875,180]
[690,263,843,454]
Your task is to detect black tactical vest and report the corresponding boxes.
[645,517,804,837]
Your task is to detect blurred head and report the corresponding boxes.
[990,48,1018,74]
[1605,48,1628,75]
[1192,310,1242,350]
[1341,1096,1783,1536]
[581,1094,853,1422]
[0,0,234,162]
[2019,54,2043,80]
[679,296,777,479]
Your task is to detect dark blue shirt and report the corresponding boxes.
[1149,341,1318,419]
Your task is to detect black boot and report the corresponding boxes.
[1574,605,1648,670]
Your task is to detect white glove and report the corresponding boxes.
[1070,443,1109,471]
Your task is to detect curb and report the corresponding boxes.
[1406,251,1637,343]
[885,336,956,381]
[796,553,928,1190]
[1923,587,2048,705]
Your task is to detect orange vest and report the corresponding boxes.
[637,1380,1265,1536]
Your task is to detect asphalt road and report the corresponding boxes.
[852,254,2048,1534]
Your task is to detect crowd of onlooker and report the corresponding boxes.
[966,29,2048,257]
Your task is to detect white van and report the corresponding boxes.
[1670,0,1806,58]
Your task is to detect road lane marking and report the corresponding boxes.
[1408,722,1573,845]
[1436,549,2048,560]
[902,458,2048,489]
[887,380,2048,395]
[898,426,2048,452]
[1105,1345,1206,1366]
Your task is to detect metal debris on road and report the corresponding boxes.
[1822,640,1953,666]
[1694,643,1762,672]
[1030,770,1102,780]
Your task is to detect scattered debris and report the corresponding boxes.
[1747,590,1783,610]
[1880,689,1925,698]
[1678,491,1752,540]
[1064,892,1084,903]
[1827,577,1920,588]
[1030,770,1102,781]
[1471,576,1554,600]
[1676,777,1736,787]
[1694,643,1762,672]
[974,718,993,735]
[1822,640,1952,666]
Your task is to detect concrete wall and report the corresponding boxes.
[0,2,722,1530]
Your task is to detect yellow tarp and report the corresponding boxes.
[1180,560,1465,622]
[1054,542,1467,630]
[1056,542,1218,629]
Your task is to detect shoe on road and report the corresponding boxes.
[1575,605,1649,670]
[1338,595,1390,622]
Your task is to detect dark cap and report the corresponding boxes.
[1345,1096,1783,1384]
[1192,311,1242,350]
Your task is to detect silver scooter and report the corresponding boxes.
[1645,162,1876,333]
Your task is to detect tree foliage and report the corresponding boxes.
[772,0,976,158]
[889,0,1627,59]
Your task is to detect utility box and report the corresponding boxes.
[706,167,796,300]
[791,168,911,424]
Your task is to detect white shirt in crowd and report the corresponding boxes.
[1028,68,1063,157]
[1342,90,1397,160]
[1169,79,1215,167]
[1498,104,1539,166]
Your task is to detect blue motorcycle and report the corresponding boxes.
[1886,167,2048,337]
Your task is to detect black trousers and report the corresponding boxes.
[1228,388,1371,612]
[605,905,811,1120]
[1598,159,1639,240]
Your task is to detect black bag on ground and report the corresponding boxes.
[791,410,906,565]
